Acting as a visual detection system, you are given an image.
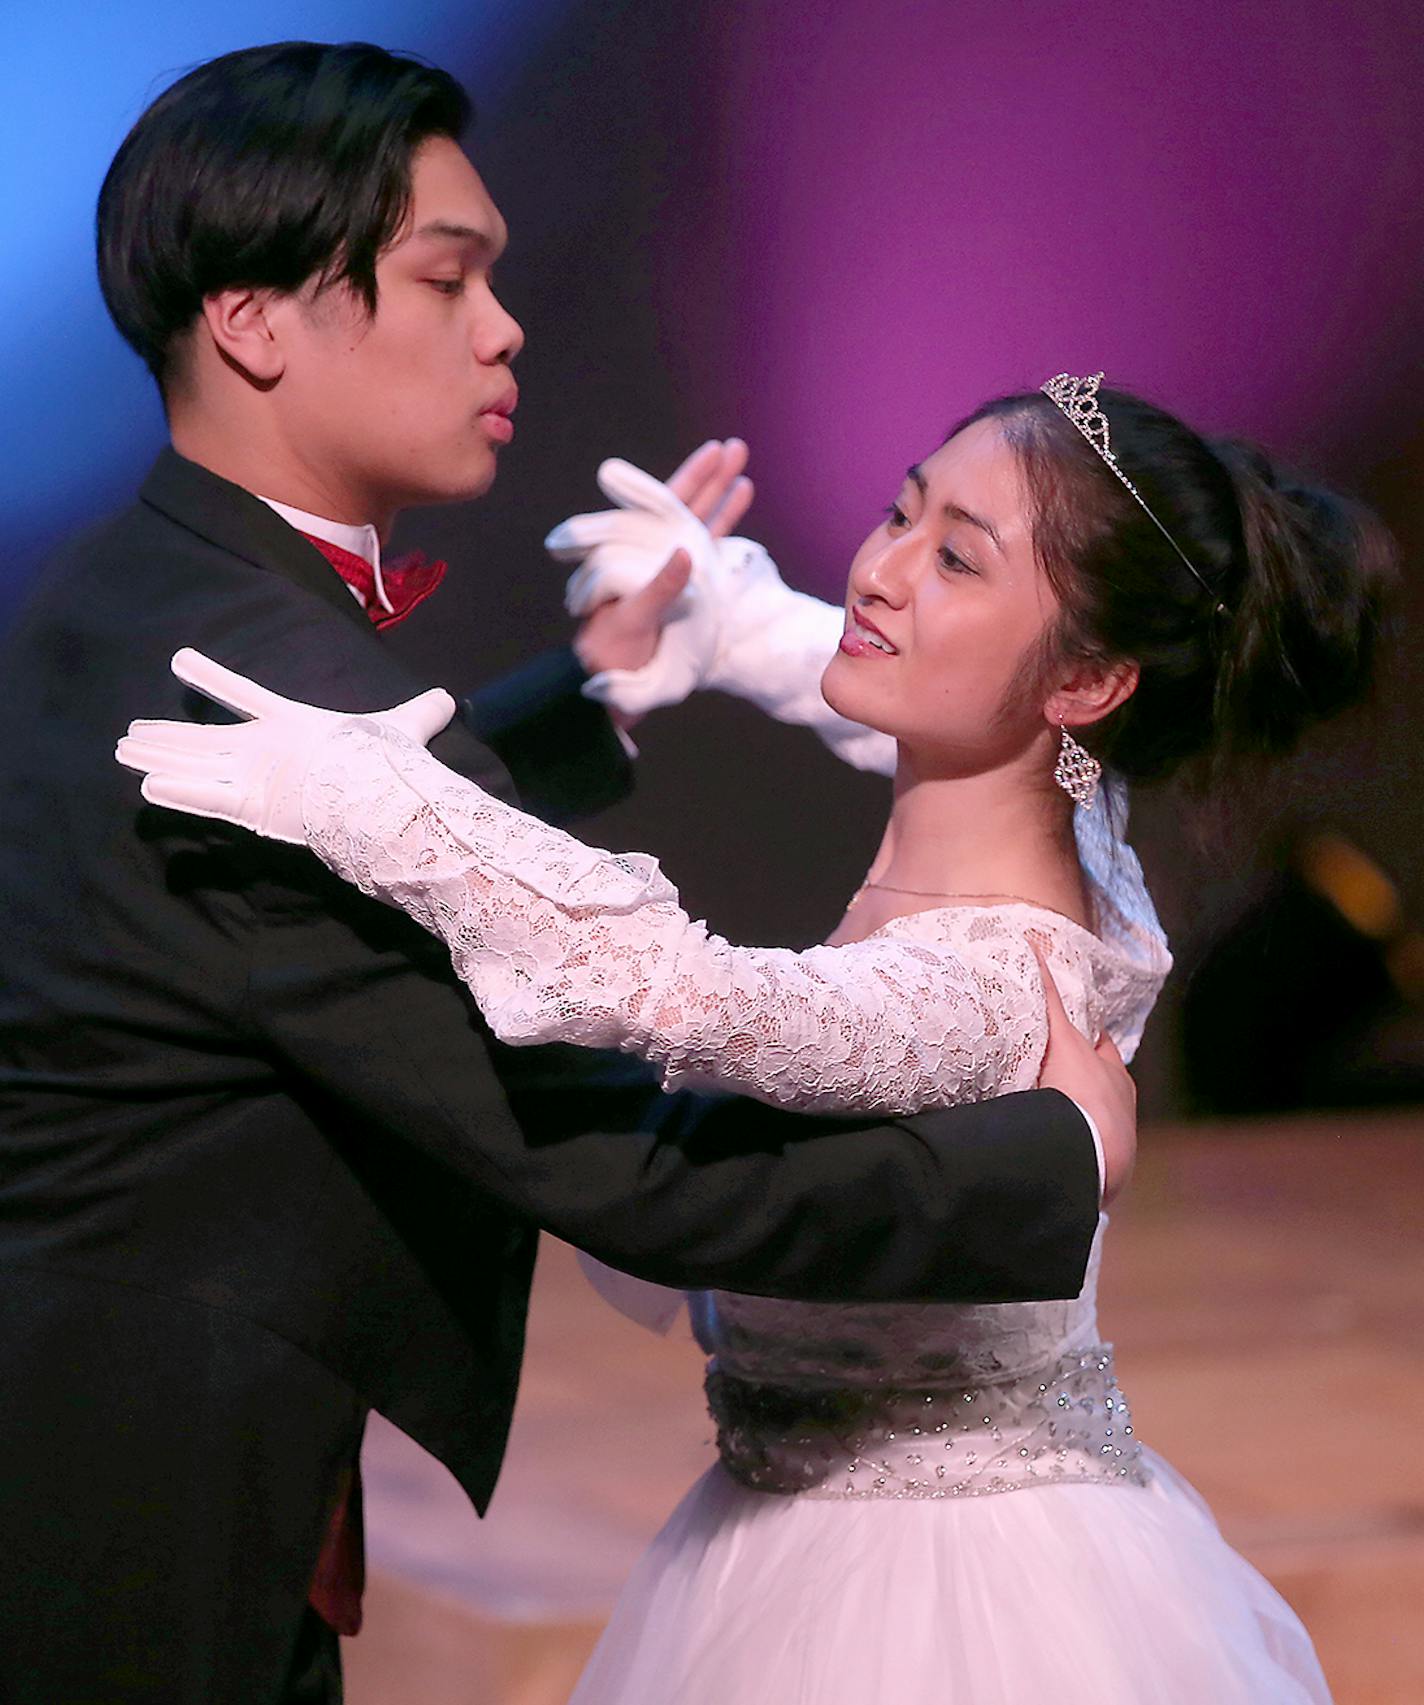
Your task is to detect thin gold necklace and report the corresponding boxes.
[846,882,1090,932]
[846,879,974,912]
[851,879,958,902]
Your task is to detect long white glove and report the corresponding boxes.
[547,461,896,775]
[115,649,456,843]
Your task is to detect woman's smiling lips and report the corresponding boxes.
[839,607,899,658]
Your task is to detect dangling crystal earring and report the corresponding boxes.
[1054,724,1101,809]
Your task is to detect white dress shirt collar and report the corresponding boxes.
[254,495,394,616]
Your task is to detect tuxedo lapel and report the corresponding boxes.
[139,448,373,633]
[135,446,521,802]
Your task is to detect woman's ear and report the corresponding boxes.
[198,288,286,388]
[1044,657,1139,732]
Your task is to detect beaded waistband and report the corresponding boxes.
[706,1344,1149,1500]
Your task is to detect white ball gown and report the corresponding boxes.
[297,723,1332,1704]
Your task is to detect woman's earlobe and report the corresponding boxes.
[1047,658,1140,731]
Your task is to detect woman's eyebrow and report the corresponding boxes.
[906,464,1003,553]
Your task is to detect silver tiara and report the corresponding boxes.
[1039,372,1227,615]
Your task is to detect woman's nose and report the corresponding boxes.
[854,536,914,606]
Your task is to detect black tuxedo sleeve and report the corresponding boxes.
[216,607,1099,1306]
[485,1036,1101,1303]
[458,645,631,825]
[239,843,1099,1305]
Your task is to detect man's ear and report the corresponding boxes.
[198,289,286,388]
[1044,656,1139,732]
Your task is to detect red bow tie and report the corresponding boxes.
[299,532,447,630]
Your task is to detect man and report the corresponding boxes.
[0,41,1130,1704]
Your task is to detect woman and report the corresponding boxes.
[118,374,1393,1700]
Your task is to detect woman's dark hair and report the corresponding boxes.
[957,386,1398,788]
[97,41,471,387]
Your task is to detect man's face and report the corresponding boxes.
[270,137,523,523]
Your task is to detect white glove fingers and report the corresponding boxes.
[123,718,220,750]
[564,549,659,617]
[170,649,288,722]
[544,514,635,559]
[120,717,242,755]
[116,735,234,781]
[562,561,606,618]
[384,688,458,745]
[595,459,688,519]
[139,771,238,820]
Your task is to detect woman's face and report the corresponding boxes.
[820,417,1059,770]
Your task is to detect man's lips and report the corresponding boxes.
[839,608,898,658]
[479,384,518,444]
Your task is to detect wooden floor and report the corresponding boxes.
[344,1110,1424,1704]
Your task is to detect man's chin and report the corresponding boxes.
[398,458,499,510]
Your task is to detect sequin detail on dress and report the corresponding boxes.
[707,1343,1145,1499]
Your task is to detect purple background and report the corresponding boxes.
[4,0,1420,1112]
[650,0,1423,595]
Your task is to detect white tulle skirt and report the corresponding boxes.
[568,1449,1329,1704]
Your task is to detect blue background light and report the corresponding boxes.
[0,1,573,612]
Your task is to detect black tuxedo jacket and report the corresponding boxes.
[0,449,1098,1701]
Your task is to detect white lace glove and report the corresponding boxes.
[114,648,457,844]
[548,460,896,773]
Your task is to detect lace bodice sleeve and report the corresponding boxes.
[302,722,1066,1113]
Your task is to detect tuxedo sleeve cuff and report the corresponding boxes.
[1072,1102,1107,1201]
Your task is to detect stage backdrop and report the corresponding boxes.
[3,0,1420,1112]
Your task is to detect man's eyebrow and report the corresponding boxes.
[411,220,498,249]
[905,463,1002,552]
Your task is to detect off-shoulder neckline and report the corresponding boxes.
[861,897,1104,949]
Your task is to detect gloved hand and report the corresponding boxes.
[549,456,724,619]
[115,648,456,844]
[547,456,896,773]
[554,459,719,708]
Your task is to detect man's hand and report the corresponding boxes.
[571,440,754,679]
[1033,951,1138,1203]
[572,549,693,678]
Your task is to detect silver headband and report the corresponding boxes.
[1040,372,1228,616]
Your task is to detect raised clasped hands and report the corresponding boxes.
[115,649,456,844]
[555,439,756,693]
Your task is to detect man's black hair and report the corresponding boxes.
[97,41,471,387]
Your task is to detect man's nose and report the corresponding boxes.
[478,299,524,366]
[495,307,524,365]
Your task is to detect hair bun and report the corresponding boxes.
[950,388,1395,790]
[1208,438,1397,762]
